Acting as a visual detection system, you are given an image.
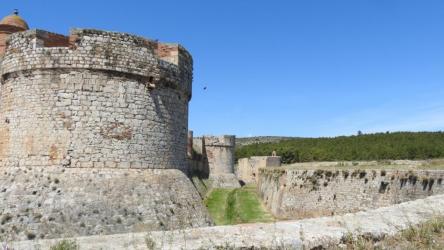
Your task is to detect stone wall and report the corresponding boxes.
[188,136,240,188]
[0,28,214,241]
[203,135,235,175]
[203,135,239,188]
[258,167,444,219]
[0,29,192,170]
[11,194,444,250]
[0,166,212,241]
[203,135,235,176]
[237,156,281,184]
[188,137,209,178]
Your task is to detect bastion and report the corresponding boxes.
[0,12,212,241]
[188,135,240,188]
[203,136,236,175]
[258,166,444,219]
[237,156,281,184]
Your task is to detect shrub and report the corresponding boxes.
[236,132,444,163]
[50,240,79,250]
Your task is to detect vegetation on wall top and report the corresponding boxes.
[236,132,444,164]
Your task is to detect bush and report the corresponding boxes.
[50,240,79,250]
[236,132,444,164]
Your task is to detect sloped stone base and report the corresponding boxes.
[11,194,444,249]
[0,166,213,241]
[209,174,241,189]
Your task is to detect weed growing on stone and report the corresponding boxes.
[49,239,79,250]
[145,234,156,250]
[338,216,444,250]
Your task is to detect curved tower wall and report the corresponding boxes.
[0,29,213,241]
[203,135,236,176]
[0,29,192,170]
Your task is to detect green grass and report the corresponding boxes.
[205,189,230,224]
[236,131,444,164]
[49,240,79,250]
[205,185,274,225]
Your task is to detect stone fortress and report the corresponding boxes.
[0,10,212,241]
[2,10,444,249]
[188,134,241,188]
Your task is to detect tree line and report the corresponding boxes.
[235,132,444,164]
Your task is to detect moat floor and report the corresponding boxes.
[205,185,274,225]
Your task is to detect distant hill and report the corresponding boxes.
[236,136,297,148]
[235,132,444,164]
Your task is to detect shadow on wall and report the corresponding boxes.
[188,141,210,179]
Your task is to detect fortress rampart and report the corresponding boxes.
[188,135,240,188]
[0,29,192,170]
[237,156,281,184]
[203,135,236,176]
[0,12,213,241]
[258,167,444,219]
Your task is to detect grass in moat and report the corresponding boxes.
[204,185,275,225]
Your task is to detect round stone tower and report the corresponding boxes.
[203,135,236,175]
[203,135,240,188]
[0,28,192,170]
[0,16,212,241]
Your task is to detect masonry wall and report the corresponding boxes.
[0,29,192,170]
[187,136,239,188]
[203,135,235,176]
[0,28,214,240]
[11,194,444,250]
[0,167,212,241]
[237,156,281,184]
[258,168,444,219]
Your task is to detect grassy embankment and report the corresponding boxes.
[204,185,274,225]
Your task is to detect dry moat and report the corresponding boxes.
[1,10,444,250]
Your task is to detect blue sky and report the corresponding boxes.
[3,1,444,137]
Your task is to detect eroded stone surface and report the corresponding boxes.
[237,156,281,184]
[0,29,192,170]
[10,194,444,249]
[189,136,240,188]
[0,167,212,241]
[258,168,444,219]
